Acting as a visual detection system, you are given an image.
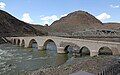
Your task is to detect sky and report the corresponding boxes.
[0,0,120,25]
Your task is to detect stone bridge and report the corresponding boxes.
[6,36,120,56]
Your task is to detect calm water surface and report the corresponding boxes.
[0,44,72,75]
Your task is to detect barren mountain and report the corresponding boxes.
[31,24,49,35]
[31,11,120,35]
[0,10,44,37]
[103,23,120,30]
[1,10,119,37]
[49,11,103,34]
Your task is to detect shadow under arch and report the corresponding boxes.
[43,39,57,51]
[98,46,113,55]
[79,46,90,56]
[64,45,73,53]
[60,42,80,54]
[21,39,25,47]
[13,39,16,45]
[28,39,38,48]
[17,39,20,45]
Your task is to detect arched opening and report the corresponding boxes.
[21,39,25,47]
[43,39,57,51]
[13,39,16,45]
[79,46,90,56]
[29,39,38,49]
[98,46,113,55]
[64,45,73,53]
[17,39,20,45]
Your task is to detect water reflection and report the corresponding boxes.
[31,43,38,51]
[39,50,47,57]
[0,44,72,75]
[55,54,68,66]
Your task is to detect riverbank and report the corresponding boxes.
[28,55,120,75]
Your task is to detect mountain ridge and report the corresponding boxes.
[49,10,104,33]
[0,10,120,37]
[0,10,44,36]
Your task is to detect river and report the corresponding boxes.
[0,44,72,75]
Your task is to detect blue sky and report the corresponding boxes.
[0,0,120,25]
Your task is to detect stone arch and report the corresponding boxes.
[28,39,38,48]
[60,42,80,54]
[13,39,16,45]
[98,46,112,55]
[21,39,25,47]
[17,39,20,45]
[79,46,90,56]
[43,39,57,51]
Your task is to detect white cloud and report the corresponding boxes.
[61,13,68,17]
[110,4,119,8]
[96,13,111,21]
[0,2,6,9]
[41,15,58,21]
[40,15,44,18]
[40,15,59,25]
[40,13,69,25]
[22,13,33,23]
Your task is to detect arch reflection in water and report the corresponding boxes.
[39,50,47,57]
[53,45,73,66]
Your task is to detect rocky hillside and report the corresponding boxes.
[103,23,120,30]
[49,11,103,34]
[0,10,44,37]
[31,24,49,35]
[31,11,120,35]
